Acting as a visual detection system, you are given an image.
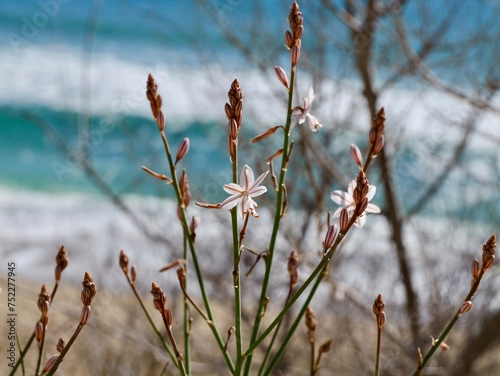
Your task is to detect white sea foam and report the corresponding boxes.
[2,44,499,150]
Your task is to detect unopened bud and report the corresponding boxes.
[319,339,333,354]
[56,338,65,353]
[374,135,385,154]
[458,300,473,316]
[251,126,282,144]
[305,306,317,333]
[35,321,44,343]
[285,30,293,48]
[294,25,303,41]
[164,308,173,326]
[356,197,369,217]
[80,306,92,326]
[175,137,190,165]
[350,144,363,168]
[323,224,338,253]
[274,66,289,90]
[131,265,137,283]
[156,110,165,132]
[291,44,301,66]
[377,312,386,328]
[471,259,480,280]
[42,354,59,374]
[369,128,377,144]
[229,119,238,140]
[340,208,350,233]
[483,255,495,270]
[224,103,233,119]
[119,250,129,275]
[439,341,450,351]
[81,272,97,306]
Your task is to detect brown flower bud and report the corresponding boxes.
[55,245,68,274]
[274,66,289,90]
[35,321,44,343]
[350,144,363,168]
[42,354,59,374]
[151,282,167,313]
[458,300,473,316]
[377,312,386,329]
[373,294,385,315]
[38,285,50,314]
[156,110,165,132]
[80,306,92,326]
[285,30,293,49]
[229,119,238,140]
[119,250,129,275]
[471,259,480,280]
[340,208,350,233]
[81,272,97,306]
[482,234,496,270]
[291,44,301,66]
[164,308,173,327]
[175,137,190,165]
[319,339,333,354]
[131,265,137,283]
[323,224,338,253]
[56,338,65,353]
[374,135,385,155]
[179,169,191,208]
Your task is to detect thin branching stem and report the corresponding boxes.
[159,131,235,373]
[375,327,382,376]
[244,60,297,376]
[182,235,191,375]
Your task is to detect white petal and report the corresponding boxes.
[219,194,241,211]
[306,114,322,132]
[347,180,356,196]
[250,171,268,191]
[365,203,381,214]
[366,185,377,201]
[240,165,254,190]
[355,214,367,228]
[331,190,352,206]
[332,207,343,218]
[223,183,243,195]
[249,186,267,198]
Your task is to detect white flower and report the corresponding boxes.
[330,180,380,227]
[219,165,268,218]
[291,87,323,132]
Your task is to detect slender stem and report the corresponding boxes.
[9,282,60,376]
[161,313,187,376]
[232,146,244,374]
[125,273,178,367]
[375,327,382,376]
[159,132,235,373]
[45,324,84,376]
[244,62,297,376]
[34,321,47,376]
[262,261,327,376]
[310,339,316,376]
[257,286,293,376]
[182,235,191,375]
[413,269,486,375]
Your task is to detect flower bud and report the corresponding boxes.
[56,338,65,353]
[42,354,59,374]
[35,321,44,343]
[471,259,480,280]
[323,224,338,253]
[156,110,165,132]
[119,250,129,275]
[377,312,386,328]
[291,44,301,66]
[458,300,473,316]
[340,208,350,233]
[131,265,137,283]
[350,144,363,168]
[285,30,293,48]
[374,135,385,154]
[175,138,190,165]
[80,306,92,326]
[274,66,289,90]
[164,308,173,326]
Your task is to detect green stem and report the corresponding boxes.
[45,323,84,376]
[126,274,178,368]
[412,270,486,375]
[257,286,293,376]
[243,62,297,376]
[262,261,327,375]
[182,236,191,375]
[232,147,244,374]
[159,132,235,373]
